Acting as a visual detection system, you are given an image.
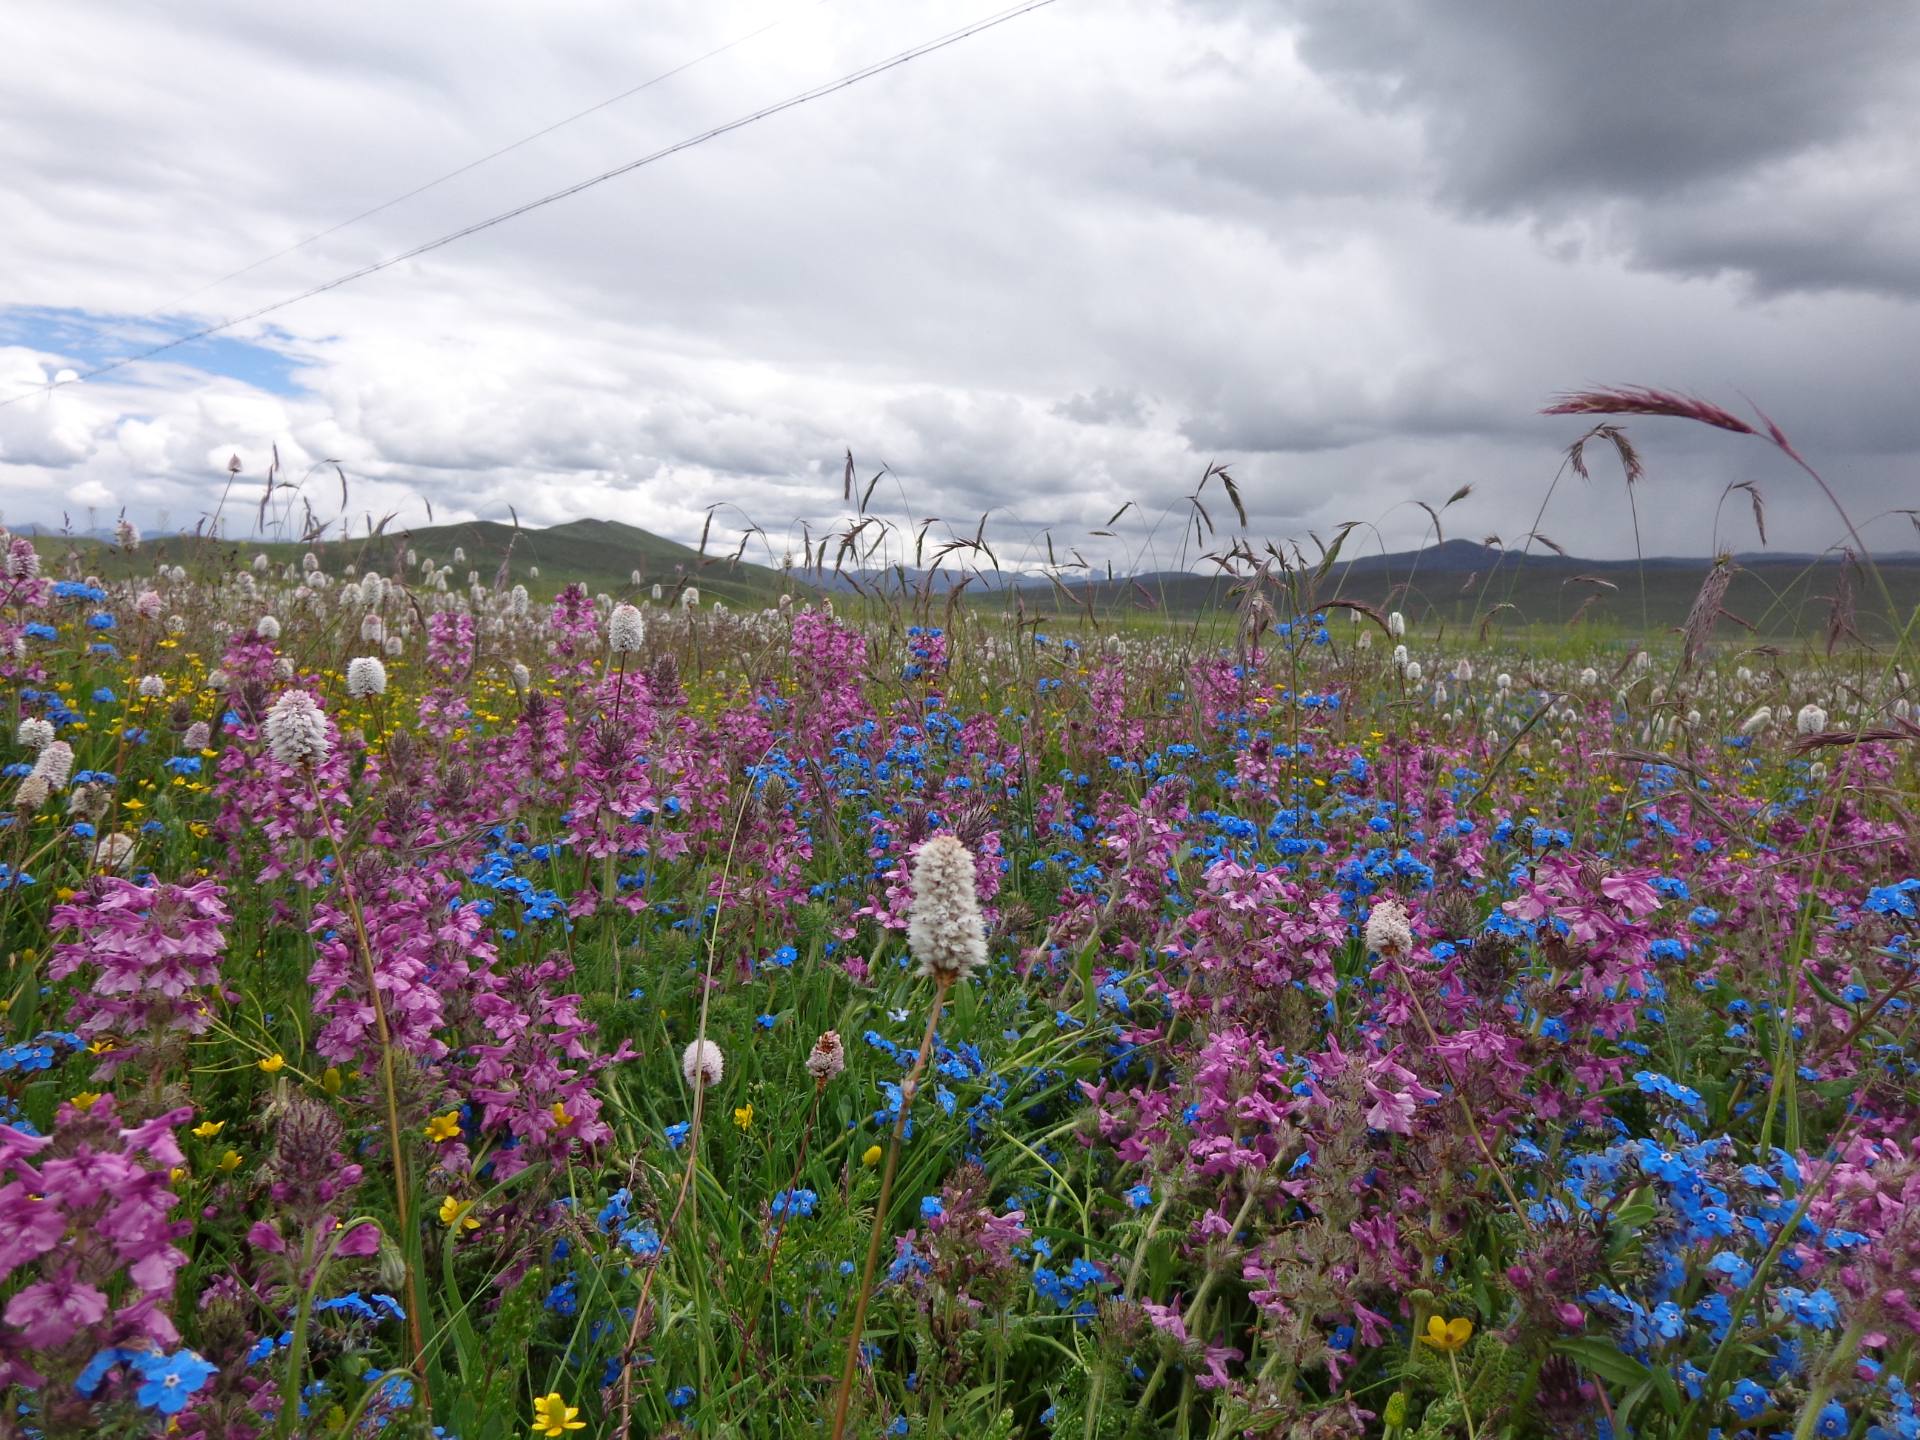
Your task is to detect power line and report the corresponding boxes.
[153,1,833,314]
[2,0,1060,411]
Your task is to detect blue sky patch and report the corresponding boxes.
[0,305,307,397]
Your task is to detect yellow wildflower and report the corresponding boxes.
[862,1144,883,1168]
[193,1120,225,1140]
[733,1104,753,1130]
[1419,1315,1473,1351]
[258,1054,285,1074]
[70,1091,103,1112]
[424,1112,461,1143]
[218,1149,243,1173]
[531,1391,586,1436]
[439,1195,480,1230]
[550,1101,571,1128]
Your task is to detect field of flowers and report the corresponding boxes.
[2,523,1916,1440]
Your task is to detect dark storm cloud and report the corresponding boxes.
[1290,0,1920,299]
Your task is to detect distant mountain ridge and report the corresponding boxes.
[31,516,1920,636]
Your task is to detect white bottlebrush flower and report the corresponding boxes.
[363,572,386,608]
[529,565,540,579]
[256,615,281,640]
[682,1038,725,1089]
[1387,611,1406,639]
[1795,703,1828,736]
[906,834,989,986]
[7,537,41,580]
[383,635,404,657]
[34,740,75,790]
[346,656,388,698]
[680,587,700,609]
[1404,660,1424,684]
[1495,672,1512,691]
[206,668,230,690]
[115,518,141,551]
[252,553,270,572]
[1578,666,1599,689]
[510,584,529,617]
[1808,760,1828,781]
[510,662,531,692]
[264,690,330,768]
[650,583,664,602]
[1391,644,1410,671]
[135,589,163,619]
[166,615,187,635]
[1453,659,1473,683]
[805,1030,846,1084]
[360,612,386,643]
[12,773,50,813]
[302,551,319,573]
[136,675,166,699]
[272,657,294,682]
[91,832,136,872]
[182,721,211,750]
[630,569,644,586]
[16,717,54,751]
[607,603,646,654]
[1740,706,1773,736]
[1364,896,1414,960]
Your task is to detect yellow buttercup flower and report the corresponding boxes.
[1420,1315,1474,1351]
[193,1120,225,1140]
[733,1104,753,1131]
[218,1149,243,1173]
[531,1391,586,1436]
[862,1144,883,1167]
[550,1101,571,1128]
[87,1038,117,1055]
[321,1067,344,1095]
[424,1112,461,1143]
[439,1195,480,1230]
[70,1091,103,1112]
[258,1054,286,1074]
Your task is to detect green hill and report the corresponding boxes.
[55,518,806,608]
[1009,544,1920,644]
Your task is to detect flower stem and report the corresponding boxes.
[828,975,951,1440]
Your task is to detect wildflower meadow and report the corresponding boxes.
[2,398,1918,1440]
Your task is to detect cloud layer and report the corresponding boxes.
[2,0,1916,564]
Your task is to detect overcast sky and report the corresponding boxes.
[2,0,1917,567]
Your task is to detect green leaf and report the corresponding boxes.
[1554,1336,1653,1391]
